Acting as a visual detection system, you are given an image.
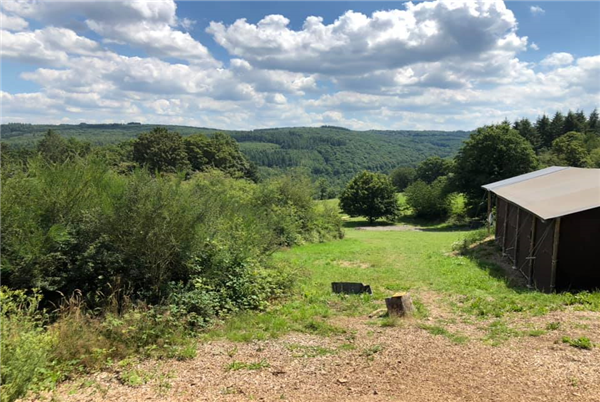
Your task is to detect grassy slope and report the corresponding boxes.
[205,209,600,344]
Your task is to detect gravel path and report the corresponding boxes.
[38,307,600,402]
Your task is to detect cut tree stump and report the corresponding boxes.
[385,292,415,317]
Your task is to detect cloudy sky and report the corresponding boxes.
[1,0,599,130]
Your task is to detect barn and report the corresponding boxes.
[482,167,600,292]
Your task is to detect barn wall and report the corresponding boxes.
[495,197,506,246]
[556,207,600,291]
[531,218,556,292]
[516,211,533,277]
[504,203,518,263]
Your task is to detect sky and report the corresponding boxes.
[1,0,599,131]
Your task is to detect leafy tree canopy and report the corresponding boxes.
[390,166,416,191]
[453,123,538,210]
[415,156,452,184]
[551,131,591,167]
[132,127,190,173]
[339,171,398,223]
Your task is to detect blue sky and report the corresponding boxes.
[1,1,599,130]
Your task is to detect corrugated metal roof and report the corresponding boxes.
[482,166,569,191]
[483,167,600,220]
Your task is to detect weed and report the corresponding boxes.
[485,320,520,346]
[286,344,336,358]
[419,324,469,344]
[561,336,594,350]
[546,322,561,331]
[361,345,383,361]
[226,359,270,371]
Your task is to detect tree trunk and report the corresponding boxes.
[385,292,415,317]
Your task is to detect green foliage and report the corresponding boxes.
[404,178,450,219]
[453,123,538,212]
[184,132,258,181]
[132,127,190,173]
[390,166,416,191]
[551,131,591,167]
[415,156,452,184]
[225,359,270,371]
[562,336,594,350]
[513,118,541,150]
[0,288,56,402]
[339,171,399,223]
[37,130,91,164]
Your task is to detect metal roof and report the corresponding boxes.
[483,167,600,220]
[482,166,568,191]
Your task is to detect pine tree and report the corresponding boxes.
[535,114,552,149]
[589,109,599,135]
[514,118,541,150]
[549,111,565,144]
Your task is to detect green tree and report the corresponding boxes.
[588,109,599,135]
[37,130,69,163]
[339,171,398,223]
[185,132,258,181]
[514,118,541,150]
[415,156,452,184]
[132,127,190,173]
[551,132,591,167]
[535,114,552,149]
[404,178,450,219]
[453,123,538,211]
[563,110,586,134]
[390,166,416,191]
[549,111,565,144]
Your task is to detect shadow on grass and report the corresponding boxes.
[462,238,530,291]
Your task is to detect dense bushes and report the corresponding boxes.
[404,178,451,219]
[2,157,341,306]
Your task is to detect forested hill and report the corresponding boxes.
[1,123,469,186]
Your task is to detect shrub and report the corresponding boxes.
[0,288,56,402]
[404,178,450,219]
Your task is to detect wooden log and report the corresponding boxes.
[385,292,415,317]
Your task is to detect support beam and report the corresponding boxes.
[487,191,492,234]
[513,208,520,268]
[550,218,561,292]
[527,215,536,288]
[502,201,509,255]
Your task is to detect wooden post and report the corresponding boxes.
[487,191,492,234]
[527,215,536,287]
[502,201,509,255]
[550,218,561,292]
[513,208,520,268]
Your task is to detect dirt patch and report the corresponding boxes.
[336,260,372,269]
[36,302,600,402]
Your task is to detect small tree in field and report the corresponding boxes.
[340,171,398,223]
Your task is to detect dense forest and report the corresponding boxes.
[1,123,469,189]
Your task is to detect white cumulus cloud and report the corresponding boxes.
[540,52,574,67]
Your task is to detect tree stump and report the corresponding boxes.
[385,292,415,317]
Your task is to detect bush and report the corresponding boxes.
[1,288,56,402]
[404,178,450,219]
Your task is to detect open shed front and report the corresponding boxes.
[486,167,600,293]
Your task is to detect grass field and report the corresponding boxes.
[204,206,600,345]
[43,204,600,402]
